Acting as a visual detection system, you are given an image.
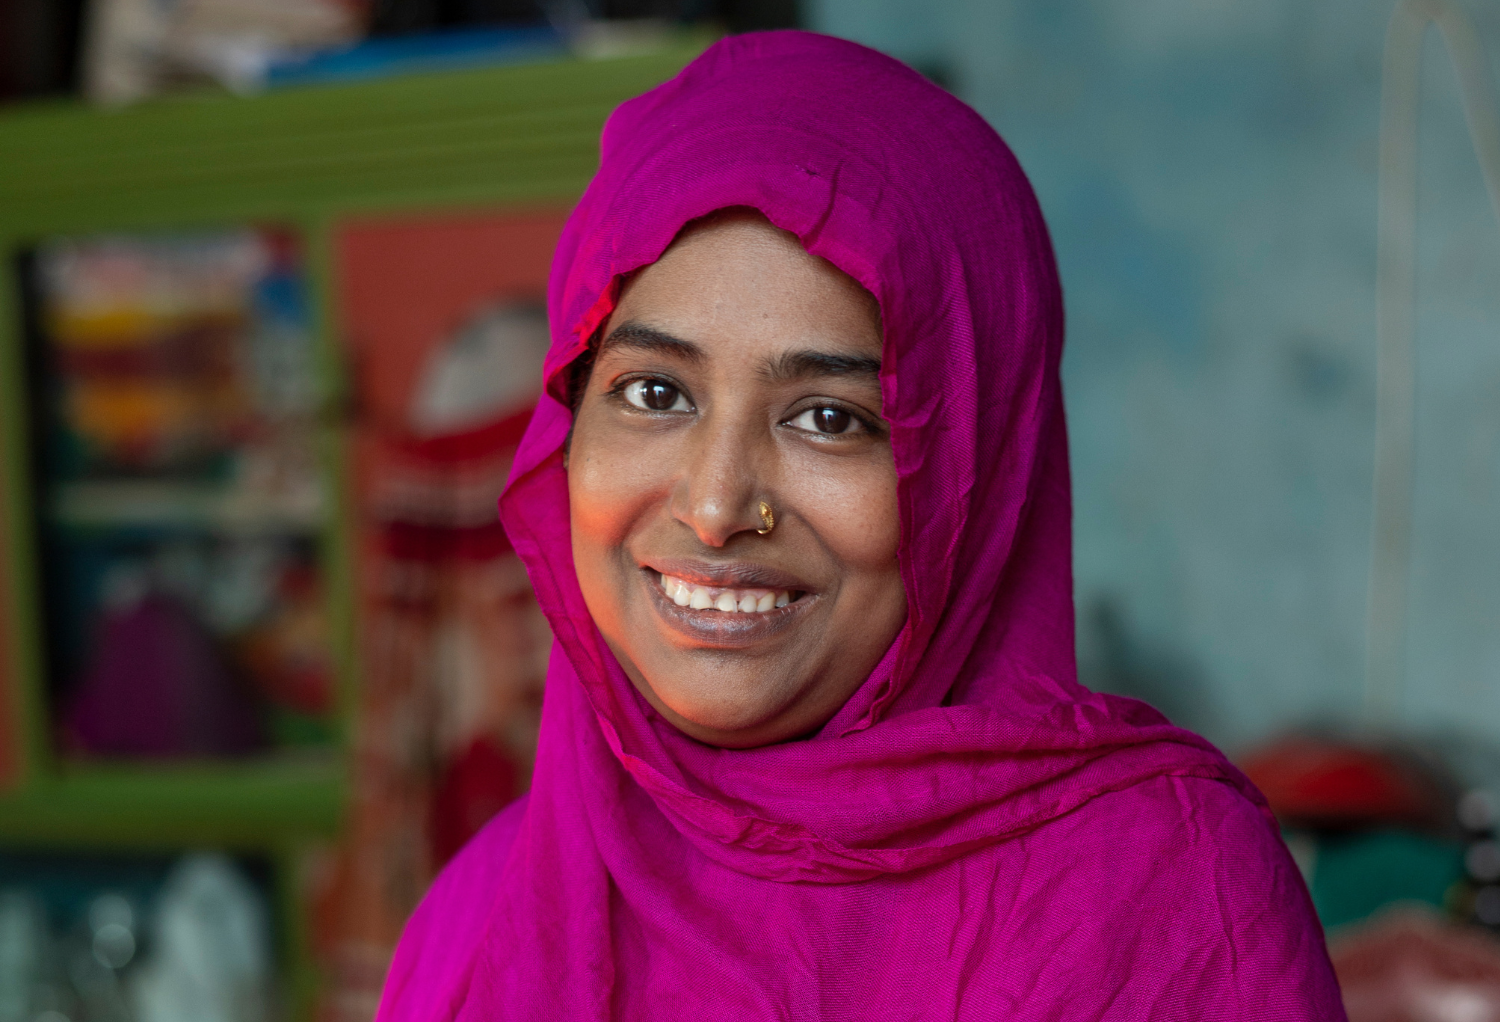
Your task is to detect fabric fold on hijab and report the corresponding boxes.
[379,29,1345,1022]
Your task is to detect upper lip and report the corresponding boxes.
[644,557,813,592]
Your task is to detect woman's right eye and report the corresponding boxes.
[622,378,691,412]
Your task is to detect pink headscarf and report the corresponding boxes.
[379,31,1344,1019]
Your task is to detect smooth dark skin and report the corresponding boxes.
[567,212,907,748]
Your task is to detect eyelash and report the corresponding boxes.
[608,374,882,437]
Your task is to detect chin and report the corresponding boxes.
[646,676,796,745]
[662,691,780,735]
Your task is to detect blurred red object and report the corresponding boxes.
[1333,906,1500,1022]
[1240,736,1451,831]
[430,737,519,866]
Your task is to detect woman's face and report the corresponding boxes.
[567,212,906,748]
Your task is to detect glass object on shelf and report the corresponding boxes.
[21,229,335,760]
[0,851,276,1022]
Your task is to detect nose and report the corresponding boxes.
[670,409,771,548]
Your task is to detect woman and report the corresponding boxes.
[378,31,1344,1020]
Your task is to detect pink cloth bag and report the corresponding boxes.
[377,30,1345,1020]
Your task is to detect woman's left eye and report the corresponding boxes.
[788,406,864,435]
[622,378,691,412]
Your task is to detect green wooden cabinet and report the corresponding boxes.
[0,36,699,846]
[0,41,699,1015]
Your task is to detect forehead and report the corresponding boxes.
[606,213,882,360]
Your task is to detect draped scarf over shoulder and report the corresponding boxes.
[380,30,1344,1022]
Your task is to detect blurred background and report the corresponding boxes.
[1,0,1498,1019]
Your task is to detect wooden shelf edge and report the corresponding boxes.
[0,756,347,849]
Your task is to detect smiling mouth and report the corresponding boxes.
[657,572,800,614]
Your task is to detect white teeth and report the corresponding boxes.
[660,574,796,613]
[659,574,692,606]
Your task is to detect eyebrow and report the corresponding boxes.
[760,349,882,384]
[598,322,704,363]
[598,320,881,382]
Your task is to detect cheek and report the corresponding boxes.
[567,418,671,580]
[788,451,901,574]
[569,455,634,549]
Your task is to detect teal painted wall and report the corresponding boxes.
[811,1,1500,758]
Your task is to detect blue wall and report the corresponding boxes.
[810,0,1500,754]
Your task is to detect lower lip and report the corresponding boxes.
[642,570,815,649]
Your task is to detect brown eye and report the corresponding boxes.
[813,408,851,434]
[788,406,862,435]
[623,378,690,412]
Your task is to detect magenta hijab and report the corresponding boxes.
[378,31,1344,1020]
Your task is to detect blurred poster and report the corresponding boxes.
[313,209,565,1022]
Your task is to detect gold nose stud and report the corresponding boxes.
[757,501,776,535]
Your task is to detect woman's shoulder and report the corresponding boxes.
[1036,772,1302,907]
[1006,774,1344,1017]
[1069,770,1277,842]
[375,794,530,1022]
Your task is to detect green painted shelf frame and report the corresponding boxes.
[0,45,701,845]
